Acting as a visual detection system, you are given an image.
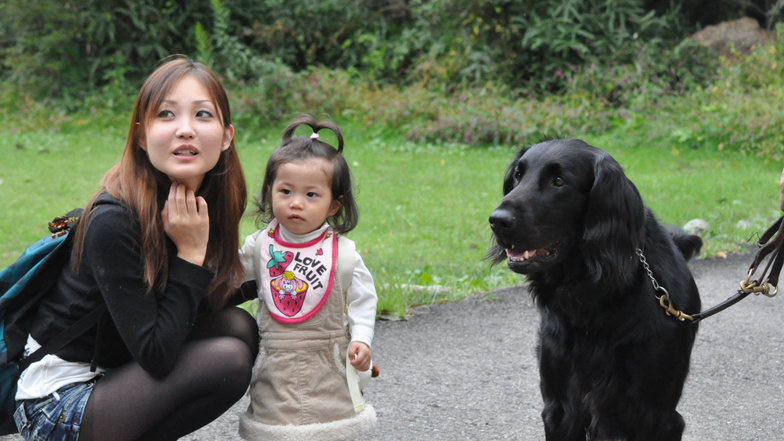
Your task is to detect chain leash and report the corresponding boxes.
[636,248,694,322]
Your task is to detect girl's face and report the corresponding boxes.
[271,159,341,235]
[142,75,234,192]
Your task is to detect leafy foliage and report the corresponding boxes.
[2,0,782,159]
[659,27,784,160]
[566,38,720,107]
[239,0,391,71]
[0,0,754,99]
[513,0,678,89]
[0,0,213,103]
[203,0,290,84]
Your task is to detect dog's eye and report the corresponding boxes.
[514,170,523,181]
[553,176,566,187]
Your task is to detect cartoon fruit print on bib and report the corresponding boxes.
[267,245,309,316]
[267,244,294,277]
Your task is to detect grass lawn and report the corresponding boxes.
[1,117,781,318]
[586,125,782,257]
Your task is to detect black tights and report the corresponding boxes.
[80,307,258,441]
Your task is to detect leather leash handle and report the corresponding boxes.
[766,246,784,288]
[690,215,784,324]
[748,215,784,286]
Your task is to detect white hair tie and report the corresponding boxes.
[310,132,319,139]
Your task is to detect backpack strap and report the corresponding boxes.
[17,304,105,372]
[10,208,103,372]
[337,235,365,413]
[2,208,87,365]
[346,346,365,413]
[337,235,356,301]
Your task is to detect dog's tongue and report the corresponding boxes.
[506,248,537,260]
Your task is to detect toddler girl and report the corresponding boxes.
[238,115,377,440]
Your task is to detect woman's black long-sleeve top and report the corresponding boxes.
[29,193,216,378]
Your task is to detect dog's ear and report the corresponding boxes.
[502,148,528,195]
[582,151,645,288]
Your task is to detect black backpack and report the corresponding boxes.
[0,209,104,435]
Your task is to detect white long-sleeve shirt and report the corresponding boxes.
[239,223,377,348]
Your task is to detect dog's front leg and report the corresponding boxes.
[539,325,588,441]
[540,379,588,441]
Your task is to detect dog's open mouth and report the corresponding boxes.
[503,241,561,271]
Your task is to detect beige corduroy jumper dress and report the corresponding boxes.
[239,235,376,441]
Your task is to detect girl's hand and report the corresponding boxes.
[162,182,209,266]
[349,341,371,372]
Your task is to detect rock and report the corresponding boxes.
[691,17,772,57]
[683,219,711,236]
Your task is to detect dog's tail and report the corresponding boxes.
[668,226,703,261]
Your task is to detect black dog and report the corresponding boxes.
[488,139,701,441]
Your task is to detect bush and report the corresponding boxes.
[227,68,614,147]
[577,25,784,161]
[402,85,612,145]
[1,0,738,99]
[6,0,784,160]
[566,38,721,107]
[0,0,213,103]
[671,27,784,160]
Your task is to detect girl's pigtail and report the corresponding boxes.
[315,120,344,154]
[282,114,344,154]
[281,114,318,142]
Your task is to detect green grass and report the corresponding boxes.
[586,122,782,257]
[1,116,781,319]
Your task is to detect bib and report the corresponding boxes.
[257,219,337,323]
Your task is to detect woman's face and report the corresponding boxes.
[142,75,234,192]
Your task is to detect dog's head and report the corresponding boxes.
[488,139,645,286]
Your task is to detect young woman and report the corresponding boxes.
[13,57,257,441]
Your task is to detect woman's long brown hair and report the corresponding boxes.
[72,57,247,310]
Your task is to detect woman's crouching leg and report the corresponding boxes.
[81,333,254,441]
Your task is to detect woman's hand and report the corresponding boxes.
[349,341,371,372]
[162,182,209,266]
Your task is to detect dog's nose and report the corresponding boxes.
[489,209,514,231]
